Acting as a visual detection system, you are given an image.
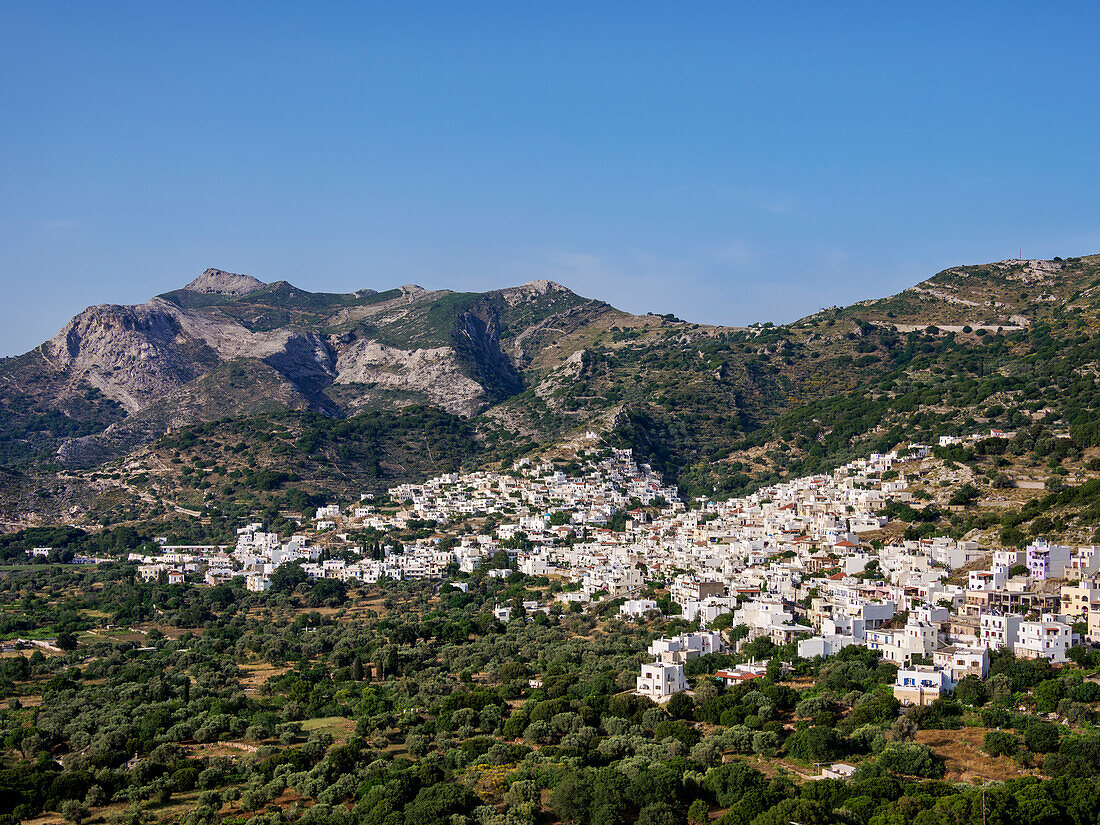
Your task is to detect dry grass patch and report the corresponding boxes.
[916,727,1040,782]
[185,741,257,758]
[13,693,44,707]
[301,716,356,742]
[239,662,289,692]
[0,649,58,659]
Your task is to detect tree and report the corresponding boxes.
[954,674,989,706]
[637,802,685,825]
[667,691,694,720]
[404,784,481,825]
[56,631,78,651]
[61,800,89,825]
[749,798,839,825]
[1024,719,1060,754]
[949,484,980,507]
[654,720,701,747]
[505,780,540,808]
[785,726,842,763]
[550,772,591,824]
[1035,678,1066,712]
[269,561,309,593]
[889,716,917,742]
[702,762,766,807]
[752,730,780,756]
[984,730,1019,757]
[878,742,945,778]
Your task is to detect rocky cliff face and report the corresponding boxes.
[46,302,216,412]
[334,341,485,416]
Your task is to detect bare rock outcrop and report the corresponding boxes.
[45,303,214,412]
[497,279,568,306]
[184,268,265,296]
[334,340,485,416]
[3,265,604,467]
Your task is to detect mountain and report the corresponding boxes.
[0,269,616,467]
[3,254,1100,533]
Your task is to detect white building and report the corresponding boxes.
[931,646,989,683]
[979,612,1021,651]
[1015,614,1072,662]
[636,662,687,702]
[648,631,725,663]
[620,599,660,619]
[894,665,952,707]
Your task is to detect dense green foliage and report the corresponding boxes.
[1,564,1099,825]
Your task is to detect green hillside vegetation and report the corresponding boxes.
[6,255,1100,547]
[3,566,1100,825]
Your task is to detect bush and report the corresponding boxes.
[1024,719,1060,754]
[785,726,843,763]
[405,784,481,825]
[877,742,944,778]
[983,730,1019,757]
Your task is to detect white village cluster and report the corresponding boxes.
[125,436,1098,708]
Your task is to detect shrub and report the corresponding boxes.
[1024,719,1060,754]
[785,726,843,763]
[983,730,1019,757]
[877,742,945,778]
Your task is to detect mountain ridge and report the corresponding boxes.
[3,253,1100,531]
[0,270,620,469]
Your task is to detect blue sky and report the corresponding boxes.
[2,2,1098,355]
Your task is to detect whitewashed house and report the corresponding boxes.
[636,662,687,702]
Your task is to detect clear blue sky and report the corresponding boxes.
[2,2,1099,356]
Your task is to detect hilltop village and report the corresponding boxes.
[111,433,1096,711]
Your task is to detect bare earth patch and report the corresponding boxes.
[917,727,1041,782]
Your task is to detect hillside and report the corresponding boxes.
[4,254,1100,539]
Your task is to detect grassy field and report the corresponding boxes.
[300,715,356,742]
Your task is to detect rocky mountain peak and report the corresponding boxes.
[497,279,572,306]
[184,268,266,296]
